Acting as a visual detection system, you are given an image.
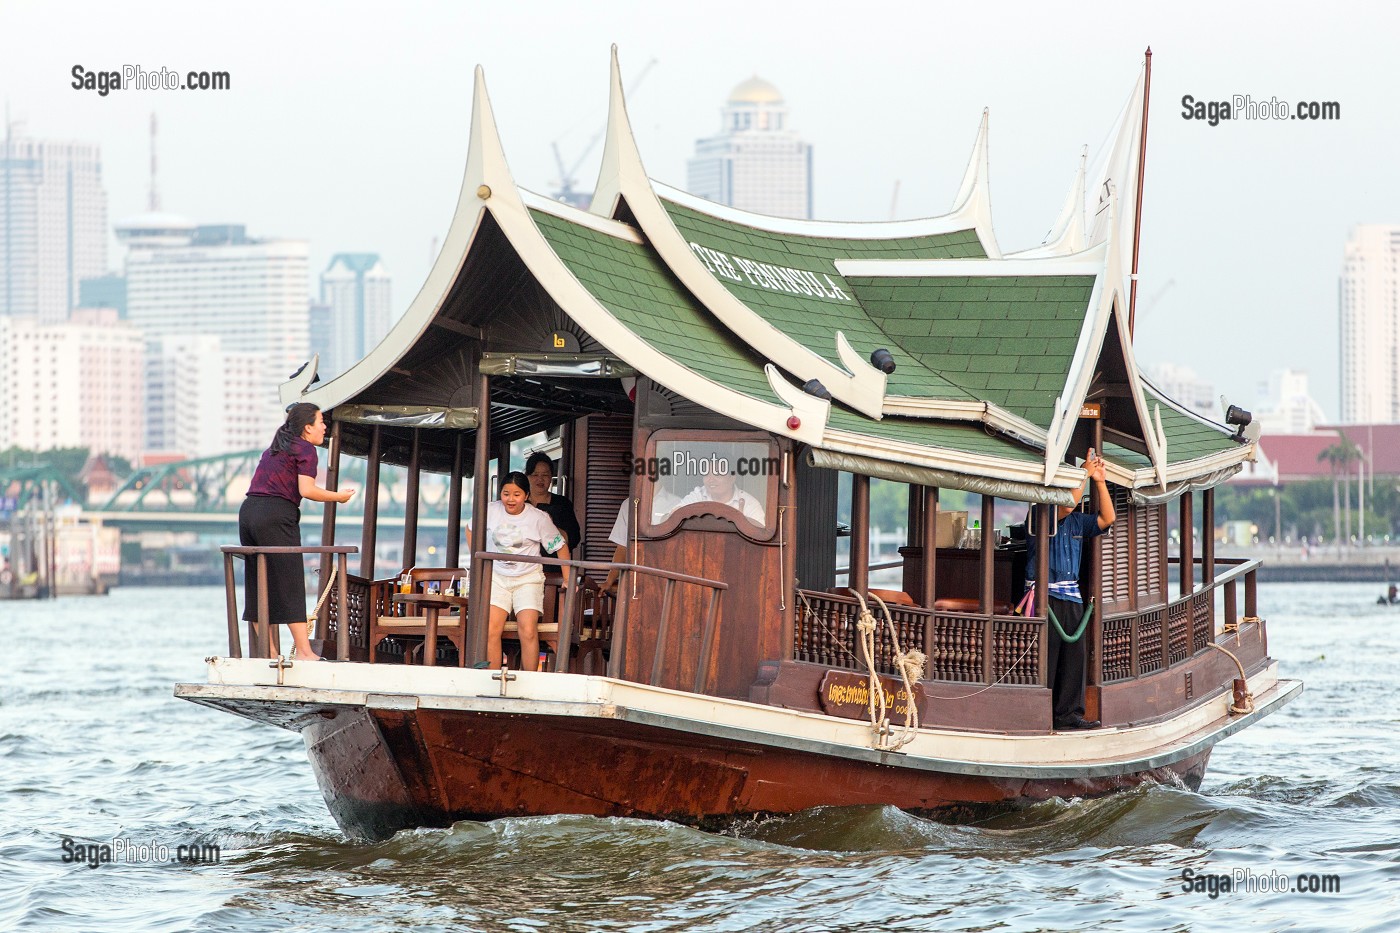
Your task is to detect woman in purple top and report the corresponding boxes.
[238,403,355,661]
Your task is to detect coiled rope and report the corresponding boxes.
[851,590,926,752]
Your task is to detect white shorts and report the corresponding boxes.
[490,568,545,615]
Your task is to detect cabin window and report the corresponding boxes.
[639,430,780,540]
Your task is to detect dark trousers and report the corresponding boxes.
[238,494,306,624]
[1047,595,1088,722]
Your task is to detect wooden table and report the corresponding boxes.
[391,592,470,667]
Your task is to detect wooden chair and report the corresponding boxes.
[502,572,615,673]
[368,568,468,665]
[828,587,918,607]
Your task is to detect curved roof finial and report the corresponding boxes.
[949,109,1000,258]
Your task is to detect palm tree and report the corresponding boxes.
[1318,438,1362,552]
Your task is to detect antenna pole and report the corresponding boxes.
[1127,47,1152,339]
[148,112,159,212]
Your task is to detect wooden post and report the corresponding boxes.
[851,473,870,599]
[224,552,241,658]
[1035,504,1050,619]
[445,433,464,567]
[1244,567,1257,619]
[1090,420,1105,685]
[467,375,492,666]
[980,494,995,615]
[256,553,271,659]
[1179,491,1194,596]
[336,551,349,661]
[317,419,342,639]
[402,428,422,567]
[1201,487,1216,587]
[1224,578,1237,631]
[921,487,938,662]
[359,426,382,580]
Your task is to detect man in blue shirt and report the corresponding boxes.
[1026,449,1116,730]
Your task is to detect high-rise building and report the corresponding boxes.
[120,216,309,447]
[320,253,392,378]
[1339,224,1400,423]
[687,76,813,220]
[144,334,266,457]
[1142,362,1217,420]
[307,300,332,376]
[0,308,144,460]
[1255,369,1328,435]
[0,135,109,323]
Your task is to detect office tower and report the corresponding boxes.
[0,135,109,322]
[320,253,392,379]
[121,216,309,447]
[687,76,813,220]
[1339,225,1400,423]
[0,309,144,460]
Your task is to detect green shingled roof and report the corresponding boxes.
[846,274,1095,427]
[1143,387,1239,464]
[827,407,1042,463]
[529,206,1047,469]
[661,198,980,401]
[531,208,784,407]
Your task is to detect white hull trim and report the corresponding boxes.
[178,659,1299,781]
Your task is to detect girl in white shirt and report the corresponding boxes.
[481,470,571,671]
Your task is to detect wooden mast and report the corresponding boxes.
[1127,46,1152,338]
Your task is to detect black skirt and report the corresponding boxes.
[238,494,306,624]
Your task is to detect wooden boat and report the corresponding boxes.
[177,51,1300,842]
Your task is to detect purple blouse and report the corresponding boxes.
[247,438,318,503]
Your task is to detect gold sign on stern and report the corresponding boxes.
[1080,402,1102,419]
[819,670,923,726]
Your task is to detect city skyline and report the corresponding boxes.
[3,1,1399,422]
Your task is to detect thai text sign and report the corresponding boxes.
[819,671,923,726]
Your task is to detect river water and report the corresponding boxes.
[2,583,1396,931]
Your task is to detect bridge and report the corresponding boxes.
[3,450,463,544]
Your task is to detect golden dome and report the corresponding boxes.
[728,75,783,104]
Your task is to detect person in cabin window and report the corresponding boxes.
[1025,448,1115,730]
[473,471,571,671]
[238,403,355,661]
[524,452,582,553]
[676,467,766,526]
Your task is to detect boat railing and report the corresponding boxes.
[472,551,728,688]
[220,545,358,660]
[794,589,1046,686]
[1100,556,1261,683]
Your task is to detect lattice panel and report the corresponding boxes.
[1167,600,1191,666]
[1102,485,1133,608]
[992,617,1042,685]
[1138,609,1164,673]
[1135,502,1165,602]
[326,575,376,649]
[1102,615,1133,682]
[1191,592,1213,654]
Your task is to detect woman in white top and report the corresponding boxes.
[480,470,571,671]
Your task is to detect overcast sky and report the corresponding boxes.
[3,0,1395,418]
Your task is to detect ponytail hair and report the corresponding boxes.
[500,470,532,498]
[272,403,320,454]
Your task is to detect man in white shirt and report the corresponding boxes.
[677,470,766,526]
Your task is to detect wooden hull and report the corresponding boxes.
[300,703,1212,842]
[177,658,1299,843]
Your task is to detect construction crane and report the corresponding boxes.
[551,57,658,208]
